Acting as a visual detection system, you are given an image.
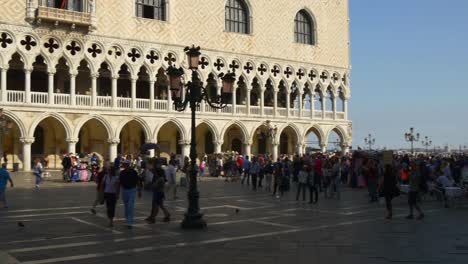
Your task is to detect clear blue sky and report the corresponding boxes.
[349,0,468,150]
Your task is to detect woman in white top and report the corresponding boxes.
[100,162,119,227]
[33,159,43,188]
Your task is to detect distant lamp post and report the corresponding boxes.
[166,45,235,229]
[364,133,376,151]
[421,136,432,154]
[0,108,14,164]
[404,127,420,154]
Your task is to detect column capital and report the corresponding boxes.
[47,69,56,75]
[213,140,224,145]
[69,70,78,77]
[179,140,190,145]
[20,137,35,144]
[111,74,119,80]
[146,139,157,144]
[244,140,253,145]
[149,78,156,84]
[66,138,79,144]
[24,67,33,73]
[1,66,9,72]
[108,138,120,145]
[91,72,99,79]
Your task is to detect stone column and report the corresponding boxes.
[21,137,34,171]
[320,143,327,153]
[333,96,337,120]
[108,139,120,162]
[273,89,278,117]
[246,88,251,116]
[296,144,303,156]
[66,138,78,154]
[149,79,155,111]
[243,142,251,157]
[311,93,315,119]
[111,75,118,109]
[181,142,191,159]
[260,88,265,116]
[25,68,32,104]
[70,72,76,106]
[272,143,279,162]
[131,77,137,110]
[91,73,98,107]
[298,91,303,118]
[214,141,223,154]
[1,67,7,103]
[48,70,55,105]
[344,99,348,120]
[321,97,326,119]
[286,90,290,118]
[167,85,172,112]
[232,87,237,115]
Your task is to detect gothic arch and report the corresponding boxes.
[189,119,220,143]
[154,118,187,142]
[220,120,249,143]
[73,115,113,139]
[326,125,348,144]
[28,112,72,140]
[1,109,27,138]
[275,123,302,144]
[114,116,152,141]
[303,124,325,145]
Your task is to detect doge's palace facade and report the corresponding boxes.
[0,0,352,171]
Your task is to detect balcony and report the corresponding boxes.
[37,6,92,26]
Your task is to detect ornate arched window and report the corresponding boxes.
[136,0,166,21]
[225,0,250,34]
[295,10,315,45]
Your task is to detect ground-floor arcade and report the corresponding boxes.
[0,109,352,171]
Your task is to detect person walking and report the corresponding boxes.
[145,160,171,224]
[0,163,14,209]
[296,164,309,201]
[33,159,43,189]
[90,161,109,215]
[272,159,283,198]
[308,167,318,204]
[380,164,399,219]
[406,161,424,220]
[250,157,260,191]
[101,165,119,227]
[165,159,178,200]
[119,160,142,229]
[61,153,72,181]
[241,156,251,185]
[264,159,274,192]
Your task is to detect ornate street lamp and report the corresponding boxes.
[421,136,432,155]
[0,108,14,165]
[364,133,376,151]
[166,45,235,229]
[404,127,420,155]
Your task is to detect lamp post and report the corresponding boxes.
[364,133,376,151]
[0,108,14,165]
[421,136,432,155]
[166,45,235,229]
[404,127,420,155]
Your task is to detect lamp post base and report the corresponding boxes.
[181,213,207,229]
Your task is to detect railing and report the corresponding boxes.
[314,110,323,119]
[250,106,261,116]
[6,90,25,103]
[54,94,70,105]
[96,96,111,108]
[236,105,247,115]
[37,6,92,26]
[221,104,233,114]
[277,108,287,117]
[290,109,299,117]
[302,109,311,117]
[264,106,274,116]
[336,112,346,120]
[136,99,150,110]
[325,111,334,119]
[117,97,131,109]
[31,92,48,104]
[204,104,217,113]
[154,100,168,111]
[76,95,91,106]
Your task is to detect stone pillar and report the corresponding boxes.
[333,96,337,120]
[272,143,279,161]
[273,89,278,117]
[181,142,191,159]
[131,77,137,110]
[321,97,326,119]
[296,144,303,156]
[66,138,78,154]
[1,67,7,103]
[48,71,55,105]
[344,99,348,120]
[244,143,251,157]
[311,94,315,119]
[21,137,34,171]
[260,88,265,116]
[286,90,290,117]
[108,139,120,162]
[70,72,76,106]
[320,143,327,153]
[111,75,118,109]
[25,68,32,103]
[214,141,223,154]
[167,85,172,112]
[246,88,251,116]
[232,87,237,115]
[298,91,303,118]
[91,73,98,107]
[149,79,155,111]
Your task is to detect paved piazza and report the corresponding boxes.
[1,177,468,264]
